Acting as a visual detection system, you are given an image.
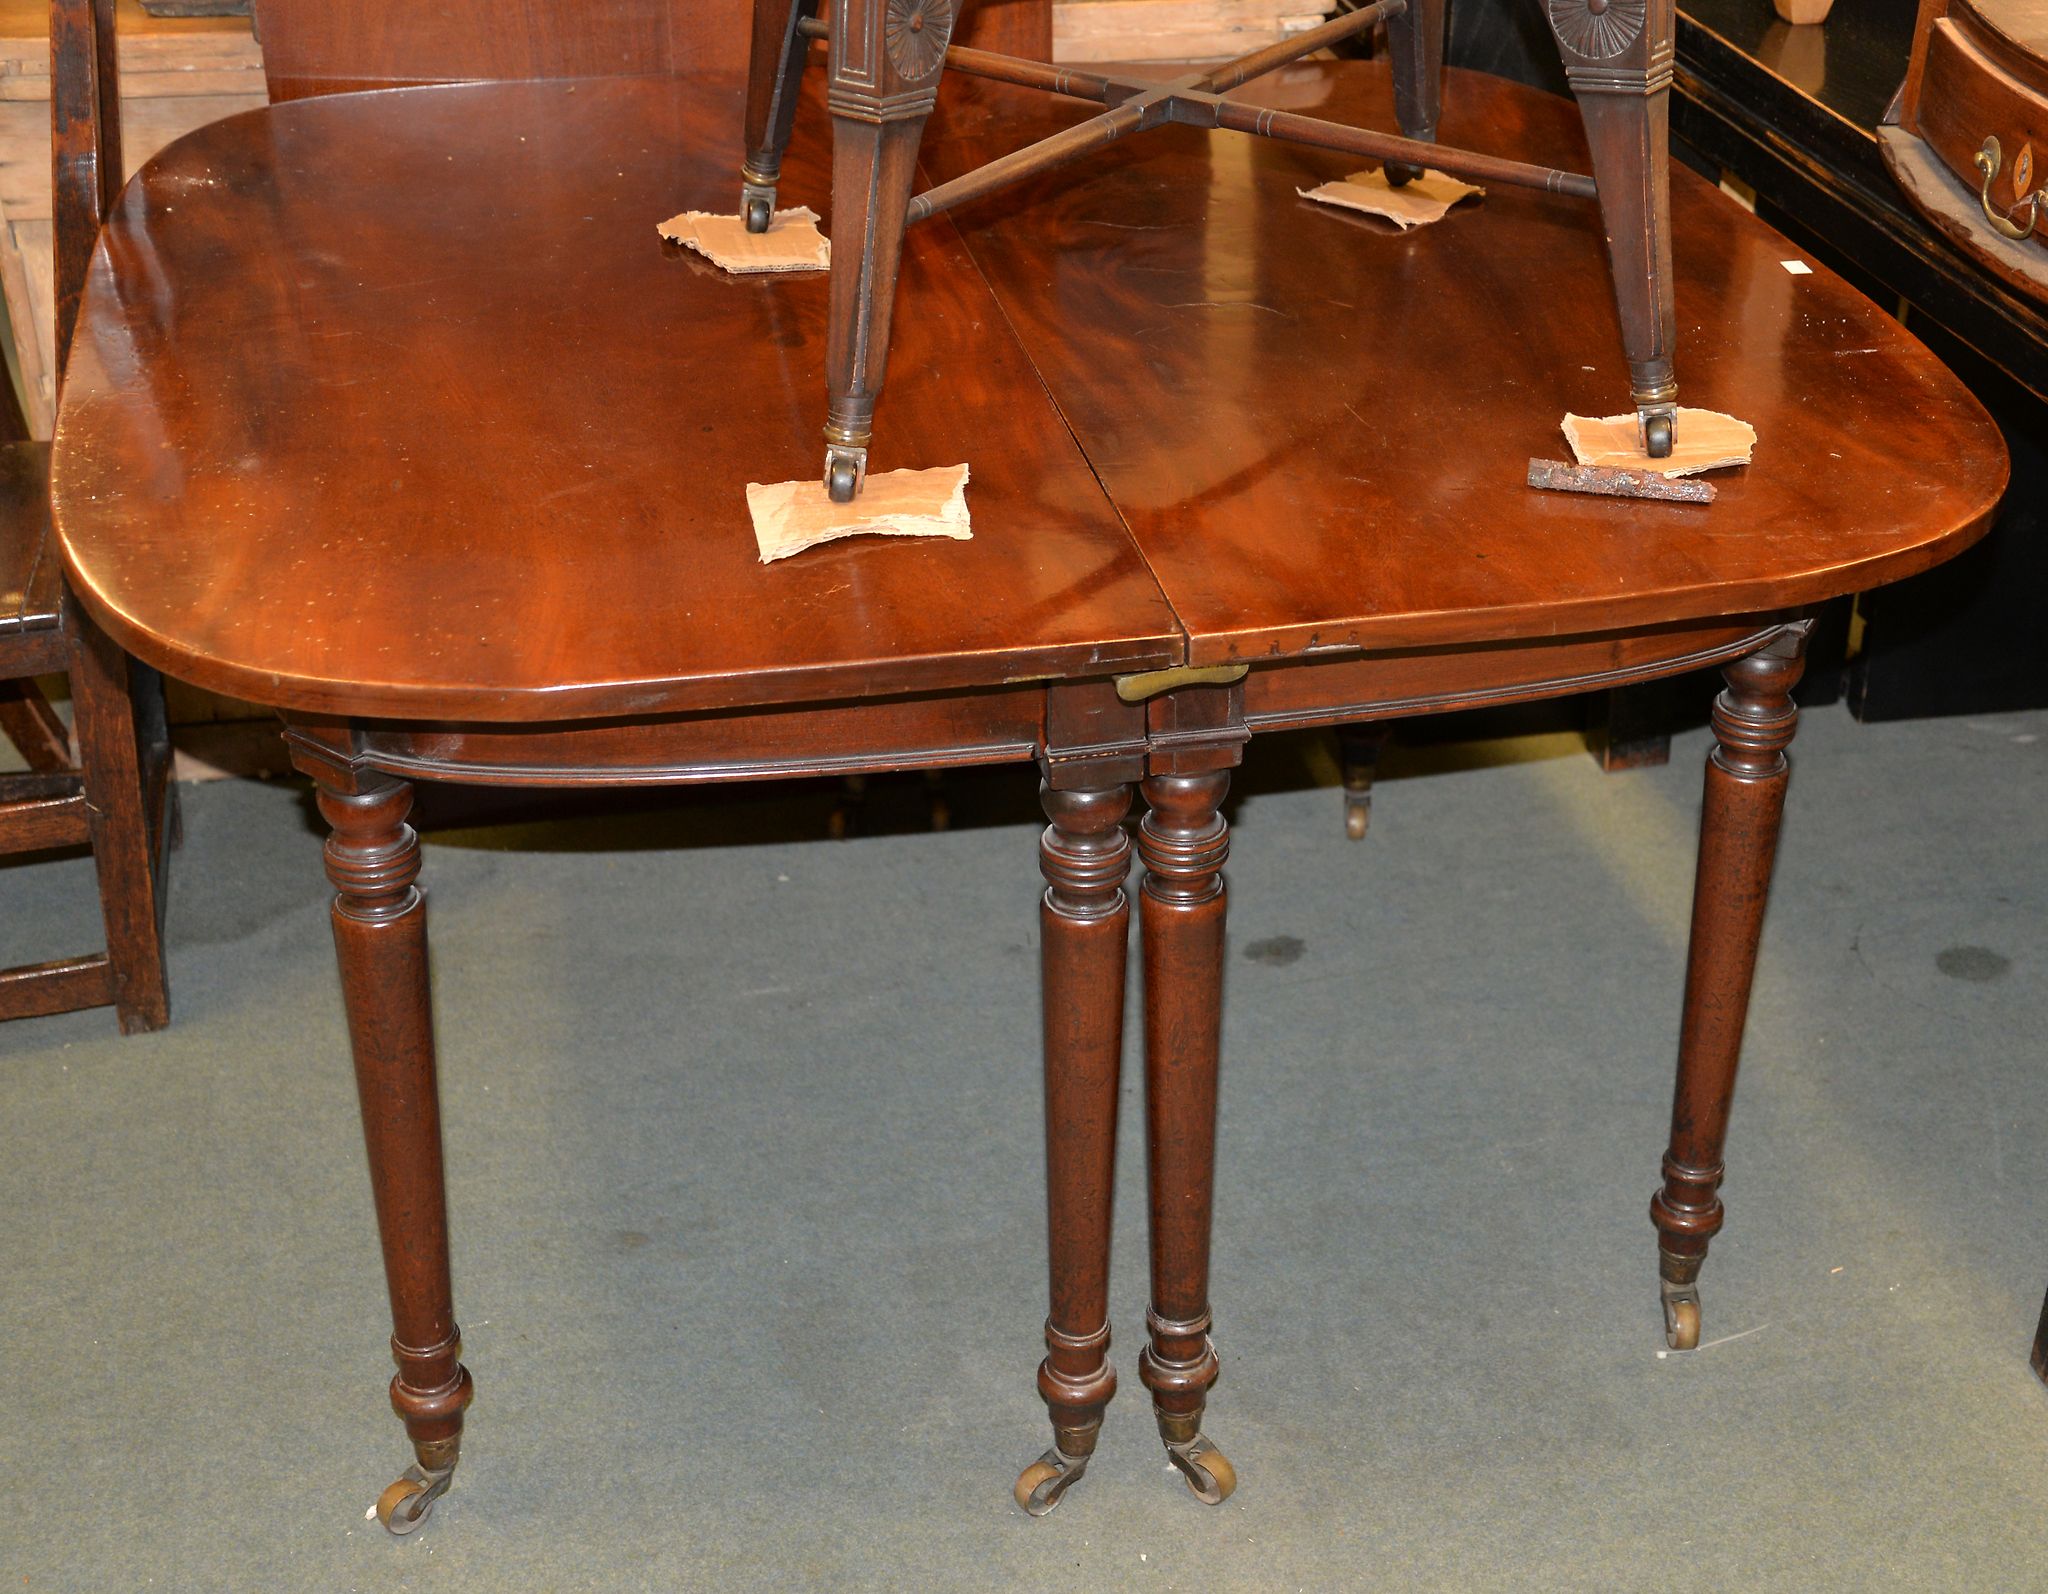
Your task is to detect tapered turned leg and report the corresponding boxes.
[1651,627,1807,1350]
[1016,781,1132,1516]
[1137,770,1235,1505]
[741,0,821,231]
[1385,0,1444,184]
[318,774,474,1533]
[821,1,954,500]
[1549,0,1678,456]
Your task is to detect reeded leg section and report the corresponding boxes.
[1385,0,1445,184]
[1137,771,1235,1505]
[1548,0,1679,455]
[741,0,821,231]
[1018,781,1133,1515]
[1651,626,1807,1349]
[319,774,474,1533]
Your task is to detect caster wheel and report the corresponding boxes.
[376,1478,432,1536]
[1014,1448,1088,1516]
[1665,1297,1701,1351]
[1166,1436,1237,1506]
[1014,1459,1062,1515]
[827,457,859,503]
[1344,800,1369,841]
[1644,412,1674,459]
[743,194,773,234]
[1385,161,1421,188]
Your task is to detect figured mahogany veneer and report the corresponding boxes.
[47,62,2009,1530]
[921,67,2008,666]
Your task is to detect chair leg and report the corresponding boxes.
[1137,770,1236,1507]
[1548,0,1678,456]
[741,0,822,231]
[0,679,72,771]
[1650,625,1807,1350]
[821,0,955,501]
[1385,0,1445,183]
[67,598,168,1034]
[1016,779,1131,1517]
[317,772,474,1535]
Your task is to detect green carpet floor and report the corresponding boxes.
[3,703,2044,1591]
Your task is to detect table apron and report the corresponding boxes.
[287,683,1059,790]
[1239,617,1794,732]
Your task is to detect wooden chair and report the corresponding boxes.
[742,0,1679,501]
[0,0,173,1033]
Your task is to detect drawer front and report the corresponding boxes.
[1917,10,2048,237]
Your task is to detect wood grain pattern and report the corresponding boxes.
[252,0,1050,101]
[53,75,1180,720]
[920,63,2009,665]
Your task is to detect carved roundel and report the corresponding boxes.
[885,0,953,80]
[1548,0,1647,60]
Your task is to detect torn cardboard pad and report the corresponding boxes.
[1562,408,1757,477]
[747,464,971,563]
[1299,167,1484,228]
[658,206,829,273]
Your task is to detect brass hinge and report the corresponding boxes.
[1112,663,1249,703]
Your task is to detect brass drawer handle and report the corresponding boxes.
[1975,136,2047,241]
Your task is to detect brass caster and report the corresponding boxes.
[1014,1447,1090,1517]
[1643,411,1675,459]
[741,181,776,234]
[1384,161,1422,188]
[1344,797,1370,841]
[374,1461,454,1537]
[1662,1280,1702,1351]
[1165,1434,1236,1506]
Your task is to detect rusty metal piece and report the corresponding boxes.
[1526,458,1716,503]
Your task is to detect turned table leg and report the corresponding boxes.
[1137,770,1236,1506]
[1651,626,1807,1350]
[318,773,474,1533]
[1015,781,1132,1516]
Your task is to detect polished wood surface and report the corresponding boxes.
[252,0,1050,102]
[40,56,2019,1524]
[52,75,1180,719]
[921,64,2009,665]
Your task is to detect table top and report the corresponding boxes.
[54,62,2007,721]
[922,63,2008,667]
[50,75,1181,720]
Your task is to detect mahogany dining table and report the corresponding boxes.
[50,58,2005,1532]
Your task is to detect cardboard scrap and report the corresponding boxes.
[1298,167,1484,228]
[747,464,971,563]
[657,206,829,273]
[1561,407,1757,478]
